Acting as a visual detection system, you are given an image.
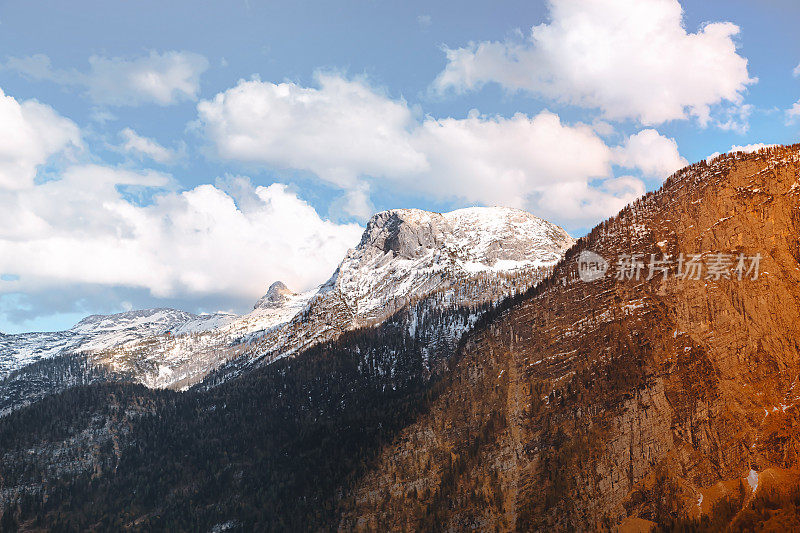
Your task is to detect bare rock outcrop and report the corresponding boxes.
[338,144,800,531]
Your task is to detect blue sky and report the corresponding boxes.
[0,0,798,333]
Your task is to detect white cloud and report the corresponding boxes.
[0,88,81,190]
[417,14,432,28]
[613,129,687,180]
[787,101,800,123]
[90,107,117,124]
[0,87,362,311]
[728,143,777,153]
[6,51,209,106]
[537,175,647,224]
[118,128,178,164]
[705,143,778,163]
[329,182,375,221]
[198,74,683,229]
[786,62,800,120]
[197,73,427,187]
[433,0,755,125]
[0,166,363,302]
[409,111,617,222]
[714,103,753,134]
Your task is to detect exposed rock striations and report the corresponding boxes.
[338,144,800,530]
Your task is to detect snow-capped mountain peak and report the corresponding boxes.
[356,206,572,267]
[325,206,574,322]
[1,206,575,390]
[254,281,297,309]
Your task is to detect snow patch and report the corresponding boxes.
[747,469,758,492]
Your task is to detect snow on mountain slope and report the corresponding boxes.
[445,207,571,268]
[1,206,575,390]
[148,206,575,389]
[0,309,225,377]
[319,207,573,324]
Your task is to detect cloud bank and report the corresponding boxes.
[0,90,363,321]
[198,74,686,227]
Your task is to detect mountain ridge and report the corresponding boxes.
[0,205,574,393]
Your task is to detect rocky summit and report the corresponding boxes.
[253,281,297,309]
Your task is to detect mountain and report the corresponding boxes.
[0,206,573,392]
[335,144,800,530]
[0,308,227,376]
[192,207,573,387]
[13,141,800,533]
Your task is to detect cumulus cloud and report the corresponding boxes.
[410,111,619,223]
[118,128,178,164]
[0,87,363,321]
[329,183,375,220]
[433,0,755,125]
[198,74,684,228]
[0,88,81,190]
[5,51,209,106]
[0,167,363,304]
[613,129,687,180]
[728,143,778,153]
[537,175,647,224]
[714,103,753,134]
[197,73,426,187]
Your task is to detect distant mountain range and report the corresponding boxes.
[0,206,572,395]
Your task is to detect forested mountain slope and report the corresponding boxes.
[0,296,493,530]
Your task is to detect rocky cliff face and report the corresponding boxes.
[337,144,800,530]
[253,281,296,309]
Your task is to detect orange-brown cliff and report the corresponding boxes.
[337,144,800,531]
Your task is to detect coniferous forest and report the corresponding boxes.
[0,301,485,531]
